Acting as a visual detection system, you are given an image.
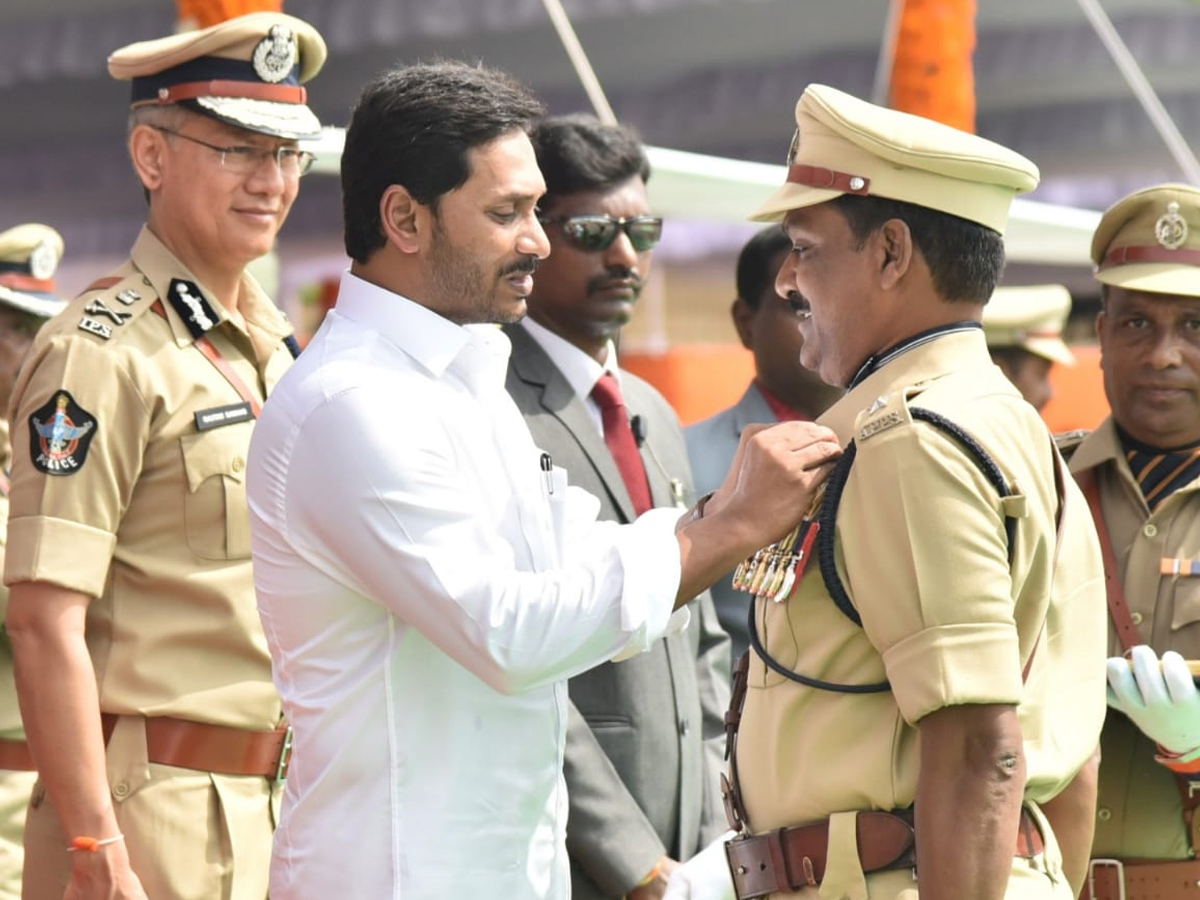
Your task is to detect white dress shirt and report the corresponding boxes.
[519,316,617,438]
[247,272,683,900]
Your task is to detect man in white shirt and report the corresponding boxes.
[246,61,841,900]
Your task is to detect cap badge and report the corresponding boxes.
[252,25,297,84]
[1156,201,1188,251]
[786,128,800,167]
[28,239,58,281]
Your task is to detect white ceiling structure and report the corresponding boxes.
[1,0,1197,287]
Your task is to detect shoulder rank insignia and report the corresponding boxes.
[1053,428,1091,461]
[28,391,97,476]
[167,279,219,340]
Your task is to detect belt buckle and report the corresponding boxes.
[1087,858,1126,900]
[274,725,293,785]
[724,833,778,900]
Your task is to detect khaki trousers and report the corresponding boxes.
[0,771,34,900]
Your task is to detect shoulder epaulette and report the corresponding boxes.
[1053,429,1091,461]
[71,271,157,343]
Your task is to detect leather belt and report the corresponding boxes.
[1083,858,1200,900]
[0,716,292,781]
[726,807,1045,899]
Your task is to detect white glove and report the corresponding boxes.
[1107,645,1200,755]
[662,831,737,900]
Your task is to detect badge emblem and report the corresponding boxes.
[786,128,800,167]
[28,391,97,476]
[252,25,298,84]
[167,279,218,339]
[28,239,57,281]
[1156,201,1188,251]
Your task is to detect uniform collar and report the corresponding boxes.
[130,226,291,348]
[819,325,996,444]
[845,320,983,390]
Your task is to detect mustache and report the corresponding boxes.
[499,257,539,278]
[786,291,810,314]
[586,267,643,295]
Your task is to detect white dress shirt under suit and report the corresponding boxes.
[246,272,684,900]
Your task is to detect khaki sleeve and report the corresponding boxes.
[4,334,150,596]
[838,421,1023,724]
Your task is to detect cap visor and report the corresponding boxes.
[1025,336,1076,366]
[194,95,322,140]
[1096,262,1200,299]
[749,183,843,223]
[0,285,66,318]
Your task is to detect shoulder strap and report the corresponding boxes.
[1077,468,1141,651]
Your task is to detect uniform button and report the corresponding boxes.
[1144,524,1158,538]
[1131,612,1144,625]
[679,718,691,737]
[1097,807,1112,822]
[113,781,129,798]
[231,456,245,474]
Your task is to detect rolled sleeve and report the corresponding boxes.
[4,516,117,596]
[883,622,1023,724]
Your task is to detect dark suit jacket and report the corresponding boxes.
[504,324,731,899]
[685,383,778,662]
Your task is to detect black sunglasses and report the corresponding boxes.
[539,214,664,253]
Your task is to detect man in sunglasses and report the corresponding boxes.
[3,14,324,899]
[503,114,730,900]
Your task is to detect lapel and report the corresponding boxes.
[505,324,639,522]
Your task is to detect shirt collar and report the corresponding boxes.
[519,316,619,401]
[846,321,983,391]
[130,226,290,346]
[819,325,999,444]
[333,271,512,389]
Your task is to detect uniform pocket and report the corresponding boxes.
[179,426,252,561]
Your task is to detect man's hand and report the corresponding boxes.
[627,856,680,900]
[1107,645,1200,754]
[706,421,841,548]
[662,832,737,900]
[65,841,150,900]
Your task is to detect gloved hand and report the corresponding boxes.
[662,831,737,900]
[1107,644,1200,755]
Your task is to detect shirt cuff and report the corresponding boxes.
[608,507,682,659]
[3,516,116,597]
[882,622,1023,724]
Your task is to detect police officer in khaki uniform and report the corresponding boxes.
[2,14,325,900]
[705,85,1108,900]
[1066,184,1200,900]
[983,284,1076,412]
[0,225,66,899]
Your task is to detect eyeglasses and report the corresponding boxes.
[151,126,316,178]
[539,214,663,253]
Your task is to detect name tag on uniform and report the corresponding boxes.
[194,402,254,432]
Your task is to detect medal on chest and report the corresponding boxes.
[732,483,825,604]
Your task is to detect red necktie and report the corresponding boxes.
[590,373,653,516]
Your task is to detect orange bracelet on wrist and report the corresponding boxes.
[67,834,125,853]
[1155,744,1200,774]
[635,859,667,888]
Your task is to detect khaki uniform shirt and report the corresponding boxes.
[0,419,19,740]
[736,328,1107,898]
[3,227,293,730]
[1071,418,1200,860]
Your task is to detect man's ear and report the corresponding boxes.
[876,218,914,290]
[129,125,168,193]
[379,185,424,254]
[731,297,755,350]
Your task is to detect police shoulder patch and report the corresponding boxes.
[855,389,919,442]
[28,390,98,476]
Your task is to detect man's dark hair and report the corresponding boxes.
[531,114,650,211]
[341,61,545,264]
[737,226,792,310]
[831,194,1006,304]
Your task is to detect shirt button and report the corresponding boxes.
[679,718,691,737]
[1131,612,1144,625]
[113,781,129,798]
[1144,524,1158,538]
[1097,807,1112,822]
[231,457,245,474]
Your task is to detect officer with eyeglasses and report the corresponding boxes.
[503,113,732,900]
[3,13,325,900]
